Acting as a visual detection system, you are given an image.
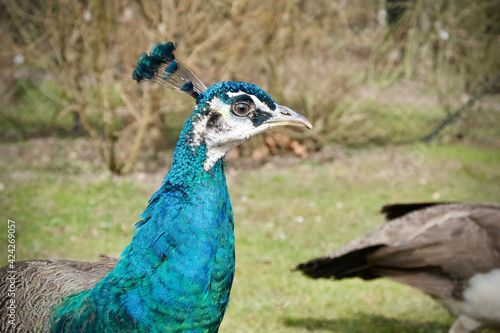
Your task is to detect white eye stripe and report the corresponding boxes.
[249,95,269,110]
[225,91,271,111]
[225,91,244,98]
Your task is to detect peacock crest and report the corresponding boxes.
[132,42,207,99]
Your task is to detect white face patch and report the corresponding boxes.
[191,115,208,147]
[190,95,276,171]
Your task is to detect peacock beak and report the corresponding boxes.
[264,105,313,129]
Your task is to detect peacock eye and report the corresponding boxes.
[232,103,251,117]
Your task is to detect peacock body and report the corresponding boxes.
[0,42,312,332]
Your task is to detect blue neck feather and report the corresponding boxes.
[50,112,235,332]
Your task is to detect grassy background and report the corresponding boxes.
[1,137,500,332]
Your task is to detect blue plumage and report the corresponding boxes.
[132,42,176,82]
[54,178,233,331]
[0,42,312,333]
[51,120,234,332]
[165,61,178,76]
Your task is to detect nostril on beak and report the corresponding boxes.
[281,110,291,116]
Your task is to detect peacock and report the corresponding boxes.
[297,202,500,333]
[0,42,312,332]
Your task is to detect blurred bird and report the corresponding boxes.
[297,202,500,333]
[0,42,312,332]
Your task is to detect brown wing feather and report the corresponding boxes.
[368,213,500,277]
[298,203,500,300]
[0,256,118,332]
[371,267,459,299]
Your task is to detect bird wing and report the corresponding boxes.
[0,256,118,332]
[368,208,500,298]
[333,202,500,259]
[298,203,500,299]
[369,209,500,276]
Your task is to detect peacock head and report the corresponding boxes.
[133,42,312,170]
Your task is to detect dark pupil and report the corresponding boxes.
[235,103,249,115]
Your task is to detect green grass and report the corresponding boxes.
[1,140,500,332]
